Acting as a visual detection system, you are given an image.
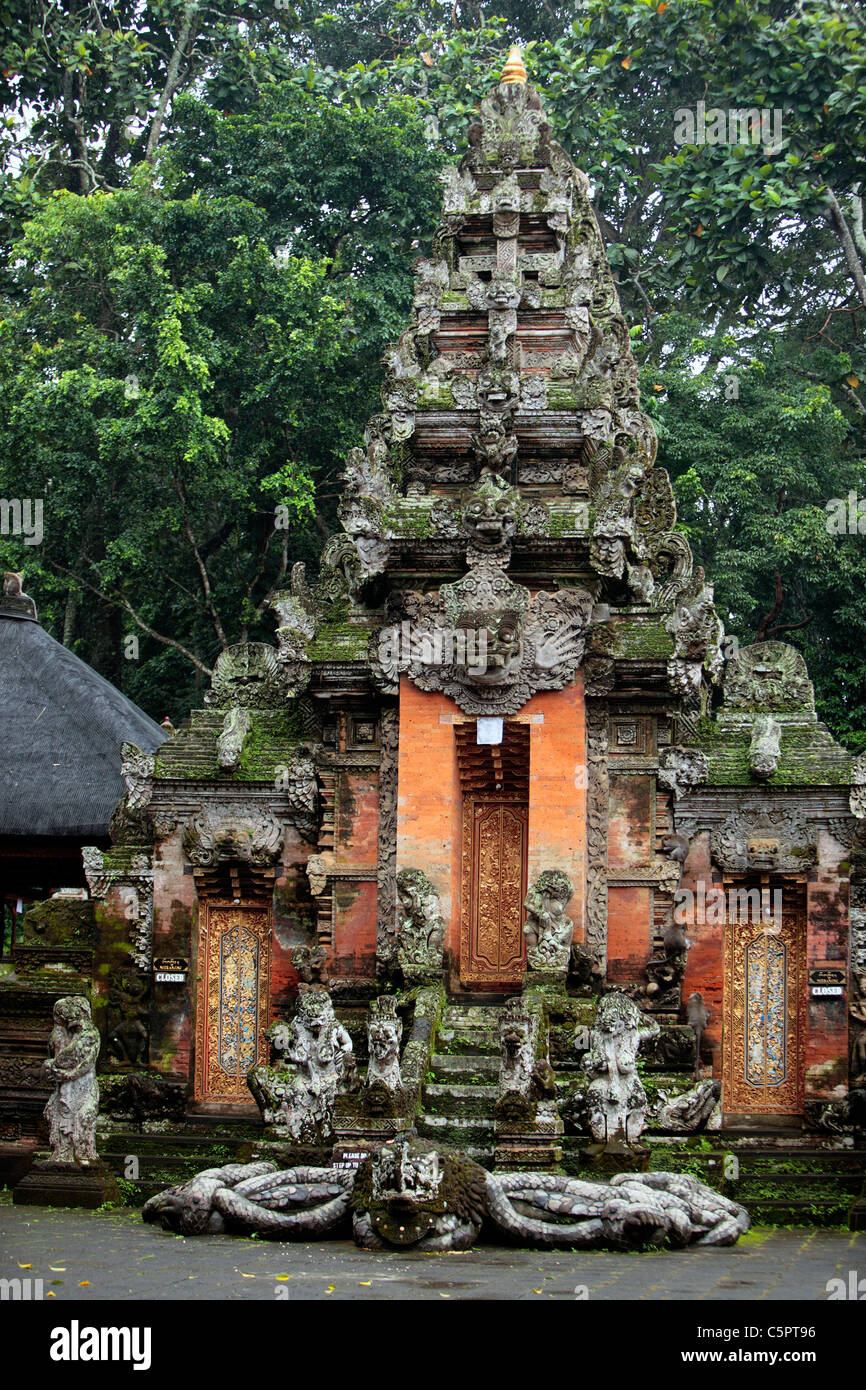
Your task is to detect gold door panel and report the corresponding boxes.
[194,902,271,1102]
[460,800,527,987]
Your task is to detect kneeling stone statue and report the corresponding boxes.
[248,991,358,1144]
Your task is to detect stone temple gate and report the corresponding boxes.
[4,52,866,1202]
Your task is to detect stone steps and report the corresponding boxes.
[429,1052,498,1080]
[422,1083,497,1117]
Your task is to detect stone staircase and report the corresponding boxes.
[417,1003,501,1167]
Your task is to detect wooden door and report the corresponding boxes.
[194,901,271,1103]
[460,799,527,987]
[723,886,806,1114]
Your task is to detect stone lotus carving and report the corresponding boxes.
[654,1080,721,1133]
[181,804,283,868]
[376,566,599,717]
[43,996,100,1165]
[709,804,817,873]
[523,870,575,973]
[365,995,405,1116]
[395,869,446,984]
[247,992,358,1144]
[583,992,660,1147]
[143,1137,749,1249]
[496,997,556,1118]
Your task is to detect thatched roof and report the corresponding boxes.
[0,583,164,837]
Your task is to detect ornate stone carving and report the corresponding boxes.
[143,1144,749,1248]
[583,992,660,1147]
[495,996,556,1118]
[523,869,574,973]
[723,641,815,714]
[657,746,709,800]
[246,993,358,1144]
[291,944,330,990]
[709,804,817,873]
[645,918,690,1000]
[283,744,319,844]
[364,995,405,1116]
[852,756,866,819]
[206,642,292,708]
[654,1079,721,1132]
[395,869,446,984]
[181,805,283,867]
[749,714,781,780]
[585,704,609,966]
[378,568,599,717]
[82,847,153,970]
[109,741,155,844]
[217,707,251,770]
[43,997,100,1165]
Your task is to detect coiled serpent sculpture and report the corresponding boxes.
[142,1134,749,1252]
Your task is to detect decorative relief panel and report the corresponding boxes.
[723,897,806,1114]
[194,903,271,1103]
[461,799,527,986]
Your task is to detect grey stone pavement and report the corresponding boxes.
[2,1197,866,1300]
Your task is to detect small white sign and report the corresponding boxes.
[811,985,843,997]
[155,972,186,984]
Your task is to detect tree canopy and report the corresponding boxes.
[1,0,864,739]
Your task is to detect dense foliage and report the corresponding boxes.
[1,0,864,738]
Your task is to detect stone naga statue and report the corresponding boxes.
[654,1079,721,1132]
[583,992,660,1147]
[523,869,574,973]
[495,997,556,1119]
[143,1133,749,1250]
[43,996,101,1165]
[247,992,358,1144]
[364,995,405,1115]
[395,869,446,984]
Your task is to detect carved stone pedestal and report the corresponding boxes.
[522,968,568,994]
[12,1159,119,1209]
[332,1118,408,1173]
[0,1141,36,1189]
[495,1102,563,1171]
[578,1141,651,1177]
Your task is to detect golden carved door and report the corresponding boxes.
[194,902,271,1103]
[460,800,528,987]
[723,887,806,1114]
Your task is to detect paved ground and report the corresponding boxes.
[1,1199,865,1300]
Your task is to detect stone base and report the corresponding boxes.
[849,1194,866,1231]
[522,969,568,993]
[0,1141,37,1189]
[495,1105,563,1171]
[578,1141,651,1176]
[332,1120,406,1171]
[13,1159,120,1209]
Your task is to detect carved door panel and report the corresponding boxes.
[194,902,271,1103]
[460,800,527,987]
[723,894,806,1114]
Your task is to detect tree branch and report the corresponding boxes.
[145,2,199,163]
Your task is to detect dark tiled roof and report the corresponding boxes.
[0,606,165,837]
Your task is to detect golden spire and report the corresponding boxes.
[500,45,527,85]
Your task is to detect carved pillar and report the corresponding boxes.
[376,707,399,974]
[585,702,609,969]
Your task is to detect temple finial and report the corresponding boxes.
[500,45,526,85]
